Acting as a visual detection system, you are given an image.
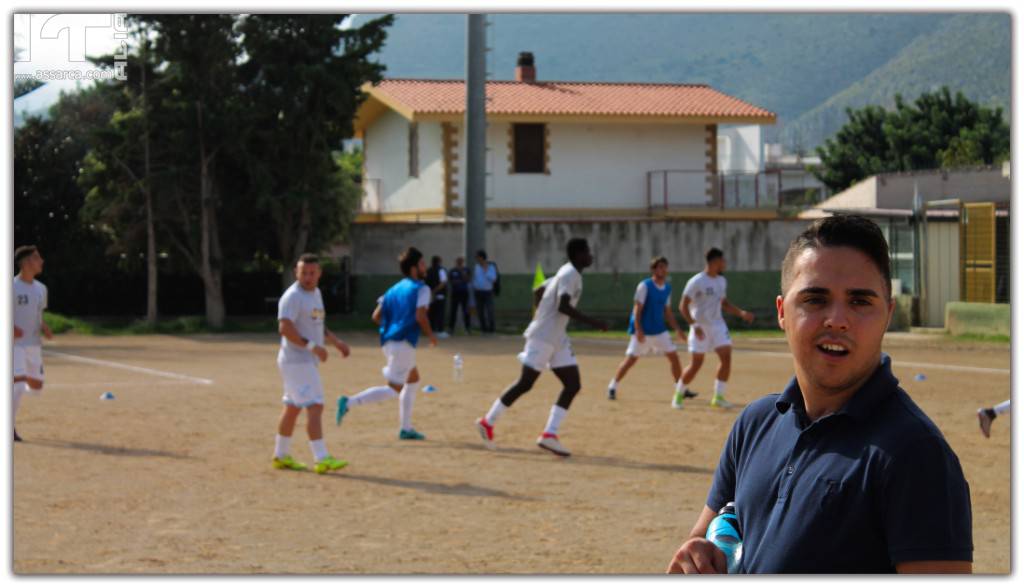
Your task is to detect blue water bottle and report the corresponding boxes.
[705,501,742,574]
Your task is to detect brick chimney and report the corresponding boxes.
[515,51,536,83]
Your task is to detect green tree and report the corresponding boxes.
[814,87,1010,192]
[236,14,392,287]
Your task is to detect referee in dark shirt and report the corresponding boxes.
[668,215,972,574]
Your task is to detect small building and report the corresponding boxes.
[352,52,777,222]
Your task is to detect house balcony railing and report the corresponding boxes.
[645,169,785,212]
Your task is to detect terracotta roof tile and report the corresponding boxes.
[366,78,775,120]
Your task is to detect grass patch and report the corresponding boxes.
[949,332,1011,345]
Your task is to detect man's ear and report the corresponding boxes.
[776,295,786,331]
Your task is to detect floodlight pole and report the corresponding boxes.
[464,13,487,265]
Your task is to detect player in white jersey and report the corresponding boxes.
[272,253,351,474]
[475,238,608,458]
[13,245,53,442]
[677,248,754,409]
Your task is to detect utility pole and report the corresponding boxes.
[464,13,487,265]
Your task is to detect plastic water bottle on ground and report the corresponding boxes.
[453,354,464,382]
[705,501,742,574]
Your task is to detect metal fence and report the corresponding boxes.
[645,170,785,212]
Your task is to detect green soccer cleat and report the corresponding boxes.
[335,395,349,426]
[272,455,308,471]
[399,428,426,441]
[314,455,349,474]
[671,392,685,410]
[710,394,734,409]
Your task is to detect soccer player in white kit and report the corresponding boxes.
[13,245,54,442]
[677,248,754,409]
[273,253,351,474]
[335,247,437,440]
[606,256,696,403]
[475,238,608,457]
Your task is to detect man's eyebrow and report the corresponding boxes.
[794,287,881,298]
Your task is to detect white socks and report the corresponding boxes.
[675,379,684,394]
[544,405,567,436]
[13,382,27,420]
[309,438,329,462]
[485,398,507,425]
[714,379,727,397]
[994,400,1011,415]
[349,385,399,407]
[274,434,292,458]
[608,377,618,391]
[400,382,420,431]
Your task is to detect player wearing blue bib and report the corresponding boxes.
[607,256,692,404]
[336,247,437,440]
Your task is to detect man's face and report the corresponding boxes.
[295,261,321,291]
[476,255,486,266]
[21,251,44,275]
[574,245,593,269]
[456,257,464,267]
[776,246,894,397]
[652,261,668,281]
[415,258,427,278]
[709,256,726,274]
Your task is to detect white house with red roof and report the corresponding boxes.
[352,53,776,222]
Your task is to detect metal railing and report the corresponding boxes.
[645,169,785,212]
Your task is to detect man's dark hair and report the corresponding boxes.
[476,250,487,261]
[705,248,724,263]
[14,245,37,268]
[781,214,892,297]
[400,247,424,276]
[296,253,319,266]
[566,238,589,261]
[650,256,669,271]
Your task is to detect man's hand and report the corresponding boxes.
[42,323,54,340]
[333,340,351,358]
[741,310,755,324]
[675,328,687,342]
[666,537,727,574]
[313,346,328,363]
[694,326,706,341]
[14,325,23,339]
[428,334,438,347]
[636,331,646,343]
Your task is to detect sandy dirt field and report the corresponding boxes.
[12,331,1011,574]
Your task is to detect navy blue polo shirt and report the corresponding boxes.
[707,354,972,573]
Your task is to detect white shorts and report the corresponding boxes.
[517,337,577,371]
[688,322,732,354]
[381,340,417,385]
[13,345,44,395]
[277,360,324,408]
[625,331,678,357]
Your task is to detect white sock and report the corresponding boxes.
[714,380,727,397]
[608,377,618,390]
[994,400,1011,415]
[309,438,329,462]
[675,379,684,394]
[349,385,399,407]
[274,434,292,459]
[543,405,568,436]
[13,382,27,420]
[400,382,420,431]
[485,398,507,425]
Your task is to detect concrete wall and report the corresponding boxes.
[945,302,1010,337]
[363,111,445,212]
[348,218,813,327]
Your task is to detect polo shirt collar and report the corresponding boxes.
[775,353,898,421]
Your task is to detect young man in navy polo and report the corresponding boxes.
[668,215,972,574]
[606,256,692,404]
